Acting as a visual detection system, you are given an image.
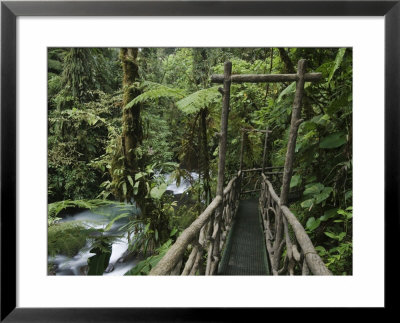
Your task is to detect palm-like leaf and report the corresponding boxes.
[124,82,186,110]
[176,86,220,114]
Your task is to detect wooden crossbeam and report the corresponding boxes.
[211,73,322,83]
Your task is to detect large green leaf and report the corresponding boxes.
[127,175,134,187]
[122,182,127,197]
[301,198,314,208]
[133,181,140,195]
[87,246,111,275]
[303,183,324,196]
[306,217,321,232]
[319,132,347,149]
[324,231,339,240]
[320,208,338,221]
[290,174,301,188]
[328,48,346,84]
[150,183,168,200]
[277,82,296,103]
[326,92,349,116]
[314,187,333,204]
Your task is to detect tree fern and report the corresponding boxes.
[124,82,186,110]
[176,86,220,114]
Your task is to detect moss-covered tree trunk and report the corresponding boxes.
[121,48,143,173]
[111,48,143,202]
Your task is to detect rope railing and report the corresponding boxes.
[259,173,332,275]
[149,173,241,275]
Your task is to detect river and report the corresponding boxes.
[48,172,199,276]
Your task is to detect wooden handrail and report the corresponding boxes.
[149,170,330,276]
[149,176,239,275]
[260,173,331,275]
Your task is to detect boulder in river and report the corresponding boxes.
[117,250,137,263]
[105,263,114,273]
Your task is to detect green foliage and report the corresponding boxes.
[48,90,122,202]
[169,203,199,233]
[124,239,173,275]
[306,217,321,232]
[87,239,112,275]
[277,82,296,102]
[126,82,186,109]
[313,206,352,274]
[301,182,333,209]
[328,48,346,84]
[319,132,347,149]
[100,162,182,255]
[290,174,301,188]
[176,86,220,114]
[48,199,116,225]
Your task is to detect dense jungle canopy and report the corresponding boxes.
[48,48,352,275]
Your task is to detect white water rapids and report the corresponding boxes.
[48,172,198,276]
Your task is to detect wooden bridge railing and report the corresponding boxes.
[259,173,332,275]
[149,173,241,275]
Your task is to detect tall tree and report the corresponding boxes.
[111,48,143,202]
[121,48,143,174]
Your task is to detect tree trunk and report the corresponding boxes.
[121,48,142,173]
[112,48,143,202]
[278,48,295,74]
[200,108,211,205]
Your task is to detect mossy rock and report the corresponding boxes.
[48,221,91,257]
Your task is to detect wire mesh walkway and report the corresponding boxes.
[218,199,269,275]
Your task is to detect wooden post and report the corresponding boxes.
[261,126,269,174]
[272,59,307,271]
[216,61,232,197]
[208,61,232,275]
[280,59,307,206]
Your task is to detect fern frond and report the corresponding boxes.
[124,82,186,110]
[176,86,220,115]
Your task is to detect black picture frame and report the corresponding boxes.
[1,0,398,321]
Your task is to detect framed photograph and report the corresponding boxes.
[1,0,397,321]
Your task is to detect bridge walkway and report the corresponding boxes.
[218,199,269,275]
